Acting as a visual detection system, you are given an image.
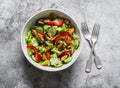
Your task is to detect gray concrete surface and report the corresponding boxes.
[0,0,120,88]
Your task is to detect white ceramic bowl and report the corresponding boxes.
[21,9,82,72]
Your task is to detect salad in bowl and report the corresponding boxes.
[21,9,82,71]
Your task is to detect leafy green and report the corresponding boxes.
[45,41,53,48]
[72,33,78,39]
[25,31,39,46]
[50,56,60,66]
[27,49,35,56]
[51,53,57,58]
[39,60,50,66]
[48,12,57,20]
[37,46,47,53]
[62,23,68,31]
[51,46,61,55]
[25,31,33,43]
[31,38,39,46]
[43,25,51,33]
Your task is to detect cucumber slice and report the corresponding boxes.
[71,46,76,53]
[39,60,50,66]
[55,61,63,68]
[32,26,43,32]
[45,41,53,48]
[48,27,57,36]
[36,27,43,32]
[31,55,36,62]
[43,25,51,33]
[64,57,72,63]
[27,49,35,56]
[73,39,80,49]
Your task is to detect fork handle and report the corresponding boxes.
[85,52,93,73]
[94,55,102,69]
[91,43,102,69]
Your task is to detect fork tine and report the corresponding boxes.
[81,22,87,31]
[92,23,100,39]
[96,24,100,36]
[95,24,100,37]
[81,27,87,37]
[83,22,89,34]
[92,24,97,37]
[81,22,90,34]
[81,22,91,40]
[81,22,87,35]
[93,24,97,37]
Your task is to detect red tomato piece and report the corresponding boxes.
[59,50,72,58]
[27,45,41,62]
[54,32,69,44]
[27,45,38,52]
[59,32,68,36]
[45,19,64,26]
[35,52,41,62]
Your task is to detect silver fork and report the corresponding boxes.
[91,24,102,69]
[81,22,93,73]
[81,22,102,73]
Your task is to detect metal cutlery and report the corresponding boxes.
[85,51,93,73]
[81,22,102,73]
[91,24,102,69]
[81,22,93,73]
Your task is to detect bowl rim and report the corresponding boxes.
[21,9,83,72]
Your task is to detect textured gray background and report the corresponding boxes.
[0,0,120,88]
